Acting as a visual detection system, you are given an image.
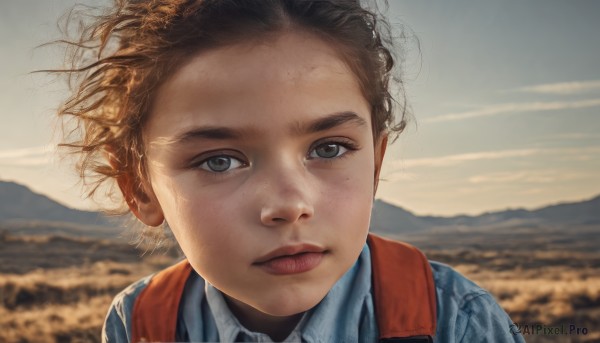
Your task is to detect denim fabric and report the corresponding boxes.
[429,261,525,342]
[102,244,525,343]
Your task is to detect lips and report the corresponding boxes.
[253,244,327,275]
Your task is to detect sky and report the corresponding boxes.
[1,0,599,216]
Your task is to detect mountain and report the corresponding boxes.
[370,199,430,234]
[373,195,600,234]
[1,180,598,239]
[0,181,110,227]
[534,195,600,225]
[420,195,600,227]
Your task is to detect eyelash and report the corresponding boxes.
[307,138,359,161]
[192,139,360,173]
[192,151,247,174]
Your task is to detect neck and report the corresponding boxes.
[224,295,305,342]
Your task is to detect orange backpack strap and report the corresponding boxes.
[367,233,437,342]
[132,259,193,343]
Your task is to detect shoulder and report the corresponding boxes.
[429,261,488,306]
[102,274,153,343]
[102,260,196,343]
[429,261,525,343]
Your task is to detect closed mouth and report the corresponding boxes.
[253,244,327,265]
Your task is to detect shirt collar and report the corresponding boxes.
[205,281,305,342]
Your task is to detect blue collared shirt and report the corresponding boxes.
[103,244,525,342]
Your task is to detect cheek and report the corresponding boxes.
[315,155,375,231]
[320,152,375,201]
[150,173,235,252]
[154,180,249,282]
[173,193,234,240]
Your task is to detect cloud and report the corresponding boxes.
[388,146,600,169]
[0,145,50,158]
[0,145,53,166]
[541,132,599,141]
[390,148,541,169]
[424,98,600,123]
[515,80,600,95]
[468,170,588,184]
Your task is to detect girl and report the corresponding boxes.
[53,0,524,342]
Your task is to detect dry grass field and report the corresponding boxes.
[1,226,599,342]
[0,233,179,343]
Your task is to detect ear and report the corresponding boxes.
[108,153,165,227]
[373,133,388,195]
[118,175,165,227]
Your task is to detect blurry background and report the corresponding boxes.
[1,0,599,342]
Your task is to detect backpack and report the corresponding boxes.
[131,233,437,342]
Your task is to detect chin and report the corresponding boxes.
[258,300,319,317]
[253,285,330,317]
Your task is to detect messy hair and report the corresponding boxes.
[51,0,409,214]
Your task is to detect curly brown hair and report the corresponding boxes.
[51,0,409,214]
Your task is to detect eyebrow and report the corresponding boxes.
[169,111,367,145]
[293,111,367,136]
[173,126,246,144]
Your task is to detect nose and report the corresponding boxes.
[258,164,315,227]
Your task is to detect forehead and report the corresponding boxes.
[146,31,370,140]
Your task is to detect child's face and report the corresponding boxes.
[131,31,386,317]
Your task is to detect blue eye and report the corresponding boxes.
[198,155,244,172]
[309,143,349,159]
